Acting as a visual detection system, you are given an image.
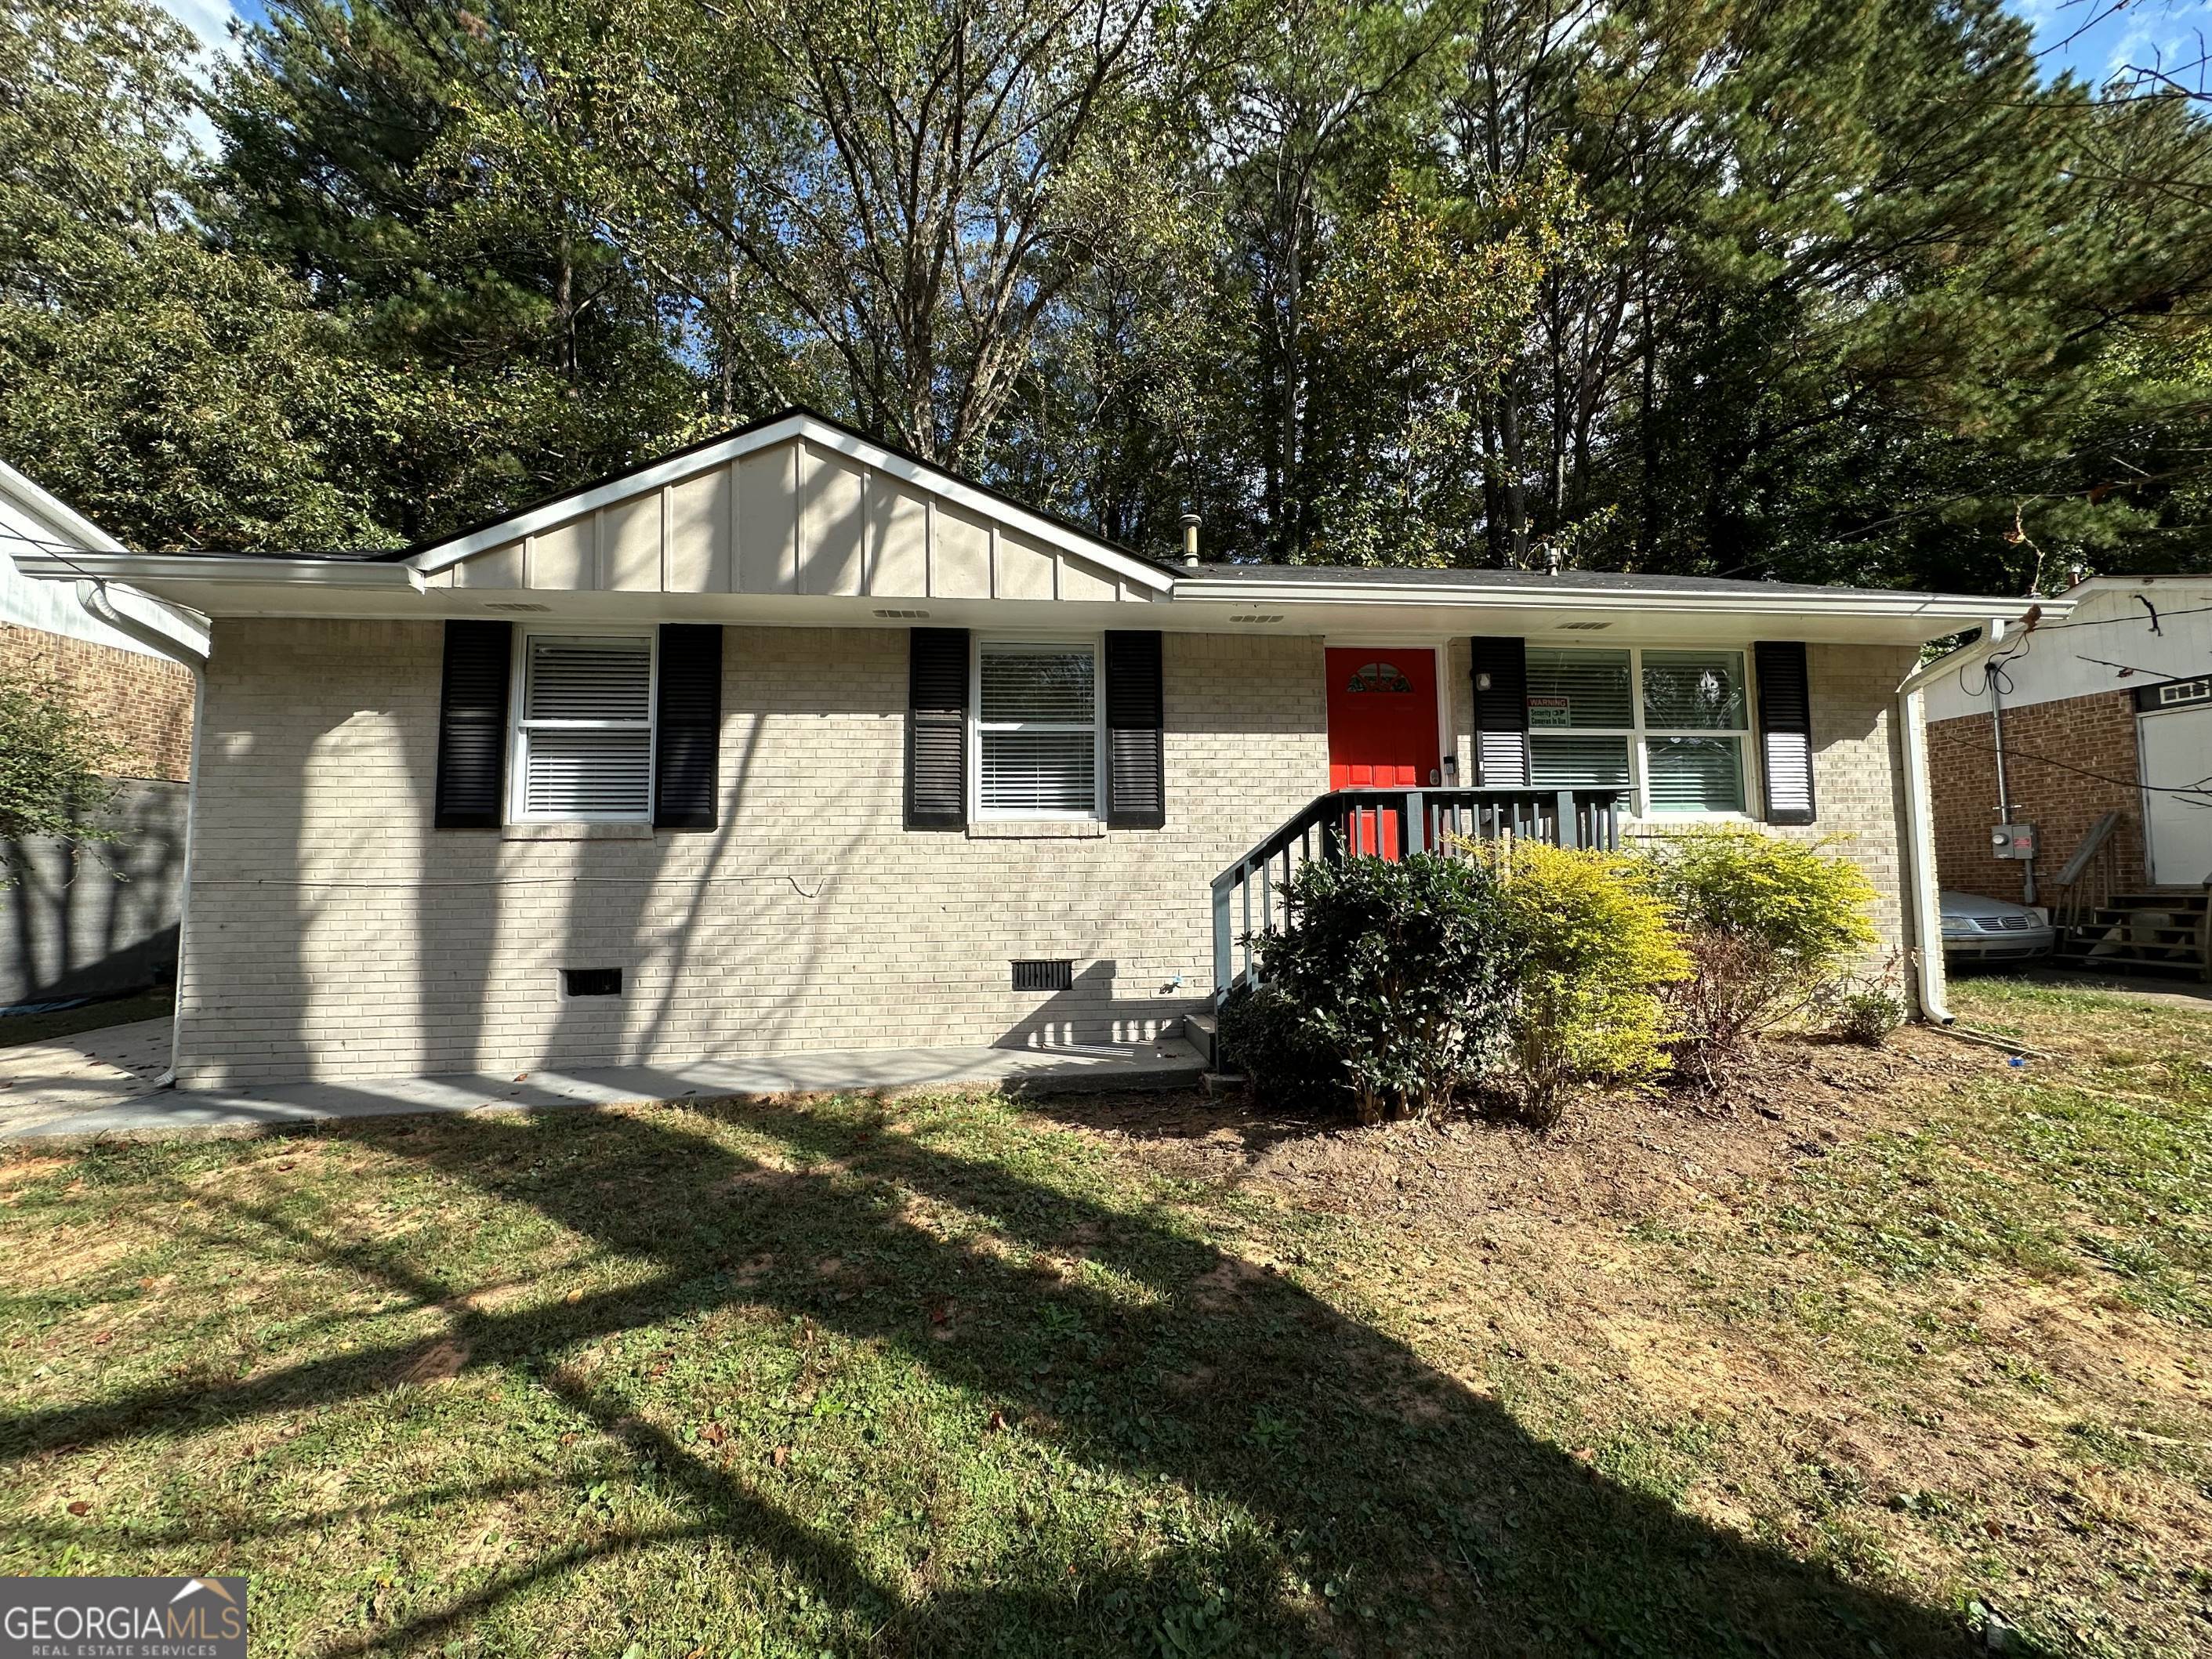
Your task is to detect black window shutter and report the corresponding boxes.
[906,628,969,829]
[1105,630,1166,829]
[1470,636,1530,787]
[1754,641,1816,825]
[654,624,723,830]
[434,620,511,828]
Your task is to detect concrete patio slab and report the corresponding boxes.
[0,1016,1207,1143]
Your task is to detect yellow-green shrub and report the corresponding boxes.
[1641,828,1880,1080]
[1470,840,1691,1128]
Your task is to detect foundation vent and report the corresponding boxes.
[1227,613,1285,623]
[563,968,623,998]
[875,607,930,619]
[1010,958,1074,993]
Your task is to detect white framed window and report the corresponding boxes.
[973,637,1103,819]
[510,631,656,821]
[1526,646,1755,817]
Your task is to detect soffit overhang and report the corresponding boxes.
[5,561,2063,650]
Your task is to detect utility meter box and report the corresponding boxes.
[1991,823,2037,860]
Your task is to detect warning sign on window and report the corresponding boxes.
[1528,695,1571,728]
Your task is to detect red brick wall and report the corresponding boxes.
[0,622,193,782]
[1927,689,2145,902]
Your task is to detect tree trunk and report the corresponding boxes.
[554,222,577,383]
[1500,378,1528,564]
[1278,199,1304,560]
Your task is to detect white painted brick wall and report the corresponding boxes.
[175,622,1915,1085]
[176,623,1327,1084]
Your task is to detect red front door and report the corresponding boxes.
[1325,648,1441,857]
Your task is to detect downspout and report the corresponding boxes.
[1989,669,2036,907]
[76,580,209,1088]
[1895,683,1953,1025]
[1895,615,2032,1027]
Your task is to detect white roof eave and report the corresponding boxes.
[0,458,129,556]
[1171,576,2065,634]
[12,552,426,590]
[1169,576,2057,618]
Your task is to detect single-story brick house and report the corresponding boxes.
[21,410,2049,1087]
[1921,573,2212,974]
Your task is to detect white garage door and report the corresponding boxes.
[2141,703,2212,886]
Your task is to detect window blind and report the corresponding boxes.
[521,730,654,817]
[1529,733,1633,788]
[981,647,1095,722]
[518,635,653,819]
[1525,647,1632,729]
[1646,736,1746,813]
[1642,650,1746,731]
[978,642,1098,815]
[527,636,652,723]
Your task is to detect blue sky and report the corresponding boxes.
[2021,0,2212,88]
[149,0,2212,91]
[159,0,255,60]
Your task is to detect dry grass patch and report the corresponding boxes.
[0,981,2204,1657]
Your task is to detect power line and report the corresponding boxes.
[2035,599,2212,631]
[1951,739,2212,800]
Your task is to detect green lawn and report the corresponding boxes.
[0,981,2206,1656]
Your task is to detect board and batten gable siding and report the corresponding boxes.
[432,436,1154,603]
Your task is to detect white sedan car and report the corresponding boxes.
[1940,889,2056,965]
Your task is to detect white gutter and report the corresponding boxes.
[22,552,426,590]
[1171,576,2066,626]
[76,581,211,1088]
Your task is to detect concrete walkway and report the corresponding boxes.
[0,1016,1207,1143]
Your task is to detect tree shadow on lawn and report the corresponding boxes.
[2,1091,1974,1657]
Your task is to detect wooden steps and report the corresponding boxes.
[2055,891,2211,980]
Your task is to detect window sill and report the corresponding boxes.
[502,821,655,842]
[966,818,1107,839]
[1624,813,1762,831]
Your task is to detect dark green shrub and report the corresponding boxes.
[1227,852,1523,1123]
[1214,980,1352,1117]
[1829,954,1906,1046]
[1833,984,1906,1046]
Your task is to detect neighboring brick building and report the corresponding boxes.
[14,408,2027,1087]
[1923,574,2212,906]
[0,623,193,784]
[0,461,198,1006]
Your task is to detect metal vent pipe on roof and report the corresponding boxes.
[1180,512,1201,566]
